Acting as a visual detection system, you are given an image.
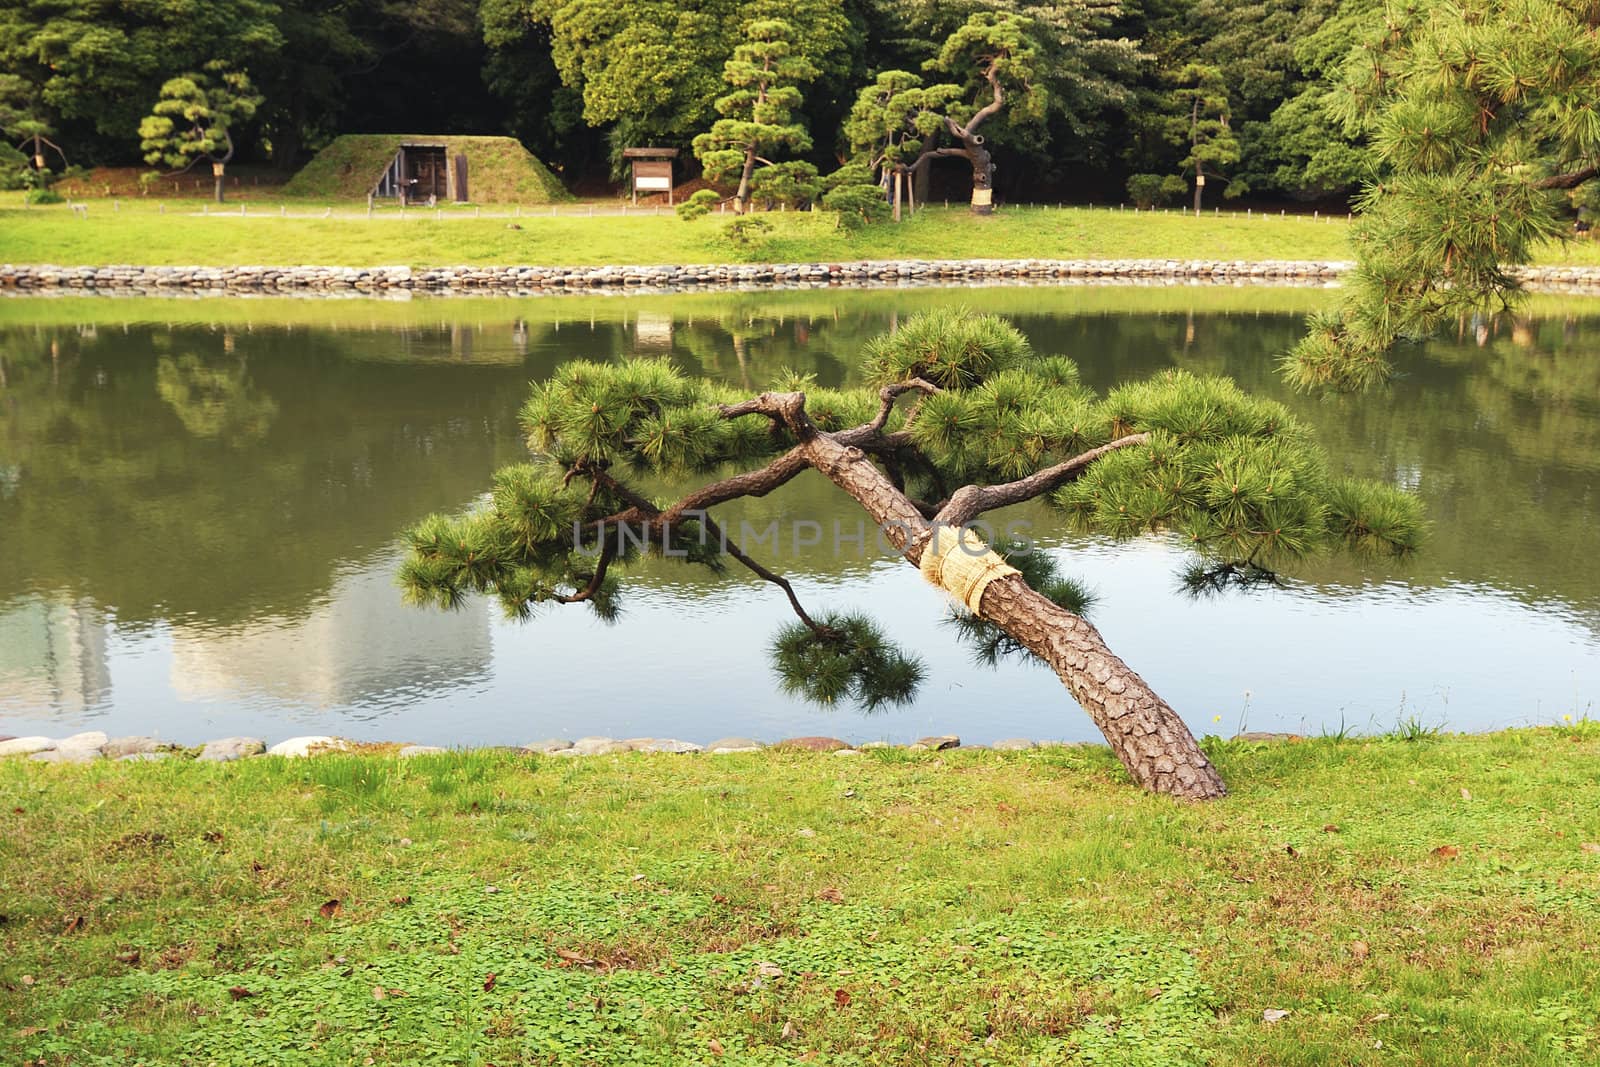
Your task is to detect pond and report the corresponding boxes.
[1,286,1597,746]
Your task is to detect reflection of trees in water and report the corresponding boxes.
[1,297,1597,632]
[0,324,531,627]
[156,352,278,443]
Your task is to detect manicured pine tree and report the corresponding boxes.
[399,308,1423,800]
[1167,63,1242,213]
[852,11,1045,216]
[138,62,262,204]
[691,19,817,215]
[0,73,66,192]
[1284,0,1600,390]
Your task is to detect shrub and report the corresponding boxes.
[749,161,820,210]
[822,183,890,230]
[26,187,64,205]
[722,215,774,249]
[676,188,722,221]
[1126,173,1186,210]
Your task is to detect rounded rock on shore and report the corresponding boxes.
[523,739,573,754]
[0,736,56,758]
[775,736,850,752]
[398,744,448,758]
[197,737,267,762]
[910,735,960,751]
[103,736,170,759]
[991,738,1037,751]
[708,737,764,754]
[267,736,351,758]
[632,739,703,754]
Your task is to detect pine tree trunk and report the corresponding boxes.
[789,419,1226,799]
[214,166,226,205]
[968,139,994,216]
[735,146,757,215]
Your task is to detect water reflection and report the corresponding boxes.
[0,289,1595,741]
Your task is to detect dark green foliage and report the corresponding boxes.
[676,188,722,220]
[770,613,925,710]
[1126,172,1186,209]
[747,160,820,209]
[821,182,891,229]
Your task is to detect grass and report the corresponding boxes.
[8,195,1600,271]
[4,727,1600,1064]
[0,202,1363,268]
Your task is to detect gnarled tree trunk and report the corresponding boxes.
[737,392,1227,800]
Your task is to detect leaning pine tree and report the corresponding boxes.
[691,19,817,216]
[400,309,1423,801]
[1284,0,1600,390]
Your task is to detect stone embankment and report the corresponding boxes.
[0,730,1082,764]
[0,258,1358,295]
[5,259,1599,296]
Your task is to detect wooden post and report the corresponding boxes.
[893,169,903,223]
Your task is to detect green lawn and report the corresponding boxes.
[4,729,1599,1064]
[0,200,1368,268]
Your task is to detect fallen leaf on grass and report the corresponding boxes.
[555,948,598,968]
[1431,845,1460,859]
[115,948,141,965]
[816,887,844,904]
[1460,789,1472,801]
[1262,1008,1291,1023]
[228,987,255,1001]
[1283,845,1299,858]
[483,974,496,992]
[202,830,225,843]
[18,1027,45,1037]
[1322,824,1340,834]
[834,989,852,1008]
[755,962,784,979]
[61,916,84,935]
[319,899,342,919]
[1350,940,1370,960]
[372,986,405,1001]
[1580,843,1600,854]
[708,1038,725,1056]
[389,895,412,906]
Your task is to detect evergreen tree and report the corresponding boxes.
[691,19,817,214]
[1284,0,1600,390]
[0,73,67,192]
[398,308,1423,800]
[138,63,262,204]
[1166,62,1241,211]
[842,11,1044,215]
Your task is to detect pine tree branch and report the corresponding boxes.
[553,536,614,604]
[1534,164,1600,190]
[935,433,1150,528]
[867,377,942,433]
[699,512,833,635]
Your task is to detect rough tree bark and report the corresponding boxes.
[720,390,1228,800]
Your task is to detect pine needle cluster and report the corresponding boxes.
[1284,0,1600,390]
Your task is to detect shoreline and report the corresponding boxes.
[7,257,1600,296]
[0,729,1312,763]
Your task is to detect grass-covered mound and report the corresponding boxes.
[281,134,571,203]
[3,727,1599,1064]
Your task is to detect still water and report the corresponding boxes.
[1,287,1596,745]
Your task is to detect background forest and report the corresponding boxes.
[0,0,1381,204]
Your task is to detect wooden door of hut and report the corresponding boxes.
[405,146,449,204]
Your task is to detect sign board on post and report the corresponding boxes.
[624,148,679,206]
